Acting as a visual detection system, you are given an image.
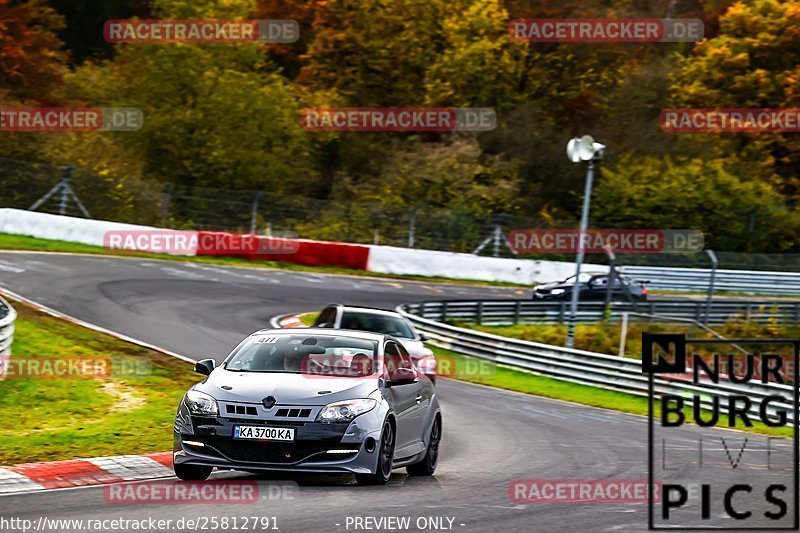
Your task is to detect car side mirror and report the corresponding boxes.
[387,367,417,387]
[316,322,334,328]
[418,333,429,342]
[194,358,215,376]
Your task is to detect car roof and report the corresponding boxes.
[326,305,402,317]
[251,327,388,341]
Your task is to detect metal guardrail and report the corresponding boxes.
[405,299,800,326]
[0,295,17,378]
[397,303,797,424]
[619,265,800,295]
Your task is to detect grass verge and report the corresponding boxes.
[0,233,525,288]
[467,317,800,359]
[431,346,792,438]
[298,312,319,326]
[0,298,200,464]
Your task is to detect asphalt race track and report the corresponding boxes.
[0,252,794,532]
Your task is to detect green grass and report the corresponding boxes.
[0,298,202,464]
[431,346,793,438]
[298,312,319,326]
[467,316,800,359]
[0,233,525,288]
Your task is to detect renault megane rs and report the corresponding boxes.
[173,328,441,485]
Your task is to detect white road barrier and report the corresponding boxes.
[0,208,195,255]
[367,244,606,284]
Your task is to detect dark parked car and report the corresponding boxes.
[532,272,648,302]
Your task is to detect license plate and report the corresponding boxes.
[233,425,295,441]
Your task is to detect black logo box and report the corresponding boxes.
[645,334,800,531]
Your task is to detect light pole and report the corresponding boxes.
[565,135,605,349]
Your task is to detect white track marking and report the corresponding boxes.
[87,455,173,481]
[0,469,46,494]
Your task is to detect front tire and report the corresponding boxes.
[407,415,441,476]
[356,421,395,486]
[174,463,213,481]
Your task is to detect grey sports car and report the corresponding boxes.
[173,328,441,485]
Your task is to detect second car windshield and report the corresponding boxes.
[225,334,378,377]
[565,273,595,283]
[340,312,414,339]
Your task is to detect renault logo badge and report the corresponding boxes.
[262,396,277,409]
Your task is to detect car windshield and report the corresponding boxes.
[225,334,378,377]
[339,311,415,339]
[564,272,595,283]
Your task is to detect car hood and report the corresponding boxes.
[398,339,433,357]
[196,369,378,406]
[534,281,570,291]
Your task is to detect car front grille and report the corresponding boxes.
[225,404,258,416]
[274,408,312,418]
[200,436,351,464]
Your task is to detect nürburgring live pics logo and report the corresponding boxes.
[644,333,799,530]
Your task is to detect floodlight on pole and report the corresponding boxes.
[565,135,605,349]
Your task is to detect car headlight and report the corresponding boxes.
[316,399,376,423]
[551,288,565,295]
[185,389,219,416]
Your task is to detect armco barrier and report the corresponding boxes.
[396,302,796,424]
[0,296,17,378]
[404,299,800,326]
[620,265,800,295]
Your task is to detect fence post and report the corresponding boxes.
[160,184,172,226]
[58,166,74,215]
[408,206,417,248]
[441,301,448,322]
[476,301,483,325]
[250,192,262,235]
[559,301,566,324]
[704,249,718,325]
[514,300,521,324]
[419,302,426,318]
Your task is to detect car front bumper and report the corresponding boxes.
[173,404,384,475]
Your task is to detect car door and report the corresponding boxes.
[585,275,607,300]
[383,340,422,455]
[396,342,428,445]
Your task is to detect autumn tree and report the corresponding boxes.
[0,0,67,101]
[669,0,800,198]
